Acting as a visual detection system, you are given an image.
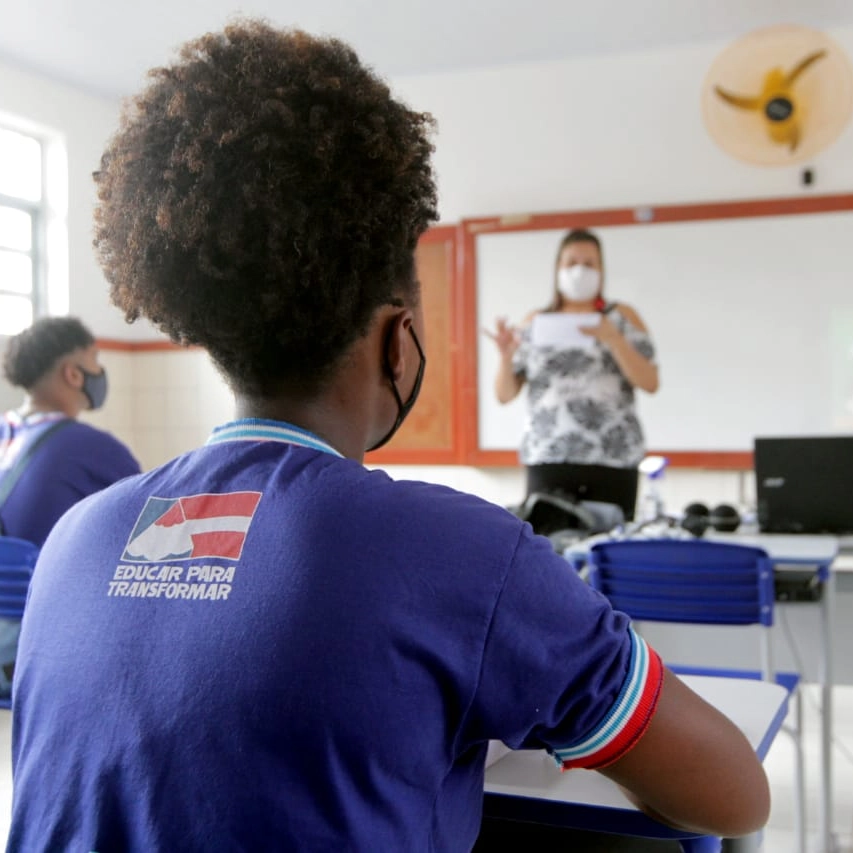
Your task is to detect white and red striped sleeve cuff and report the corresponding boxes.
[550,628,663,771]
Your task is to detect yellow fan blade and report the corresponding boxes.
[788,122,801,151]
[760,68,788,100]
[784,49,827,86]
[765,114,801,150]
[714,85,762,111]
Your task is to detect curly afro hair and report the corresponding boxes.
[93,19,438,398]
[3,316,95,390]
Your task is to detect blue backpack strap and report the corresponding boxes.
[0,419,73,535]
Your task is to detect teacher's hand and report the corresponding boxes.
[580,314,620,346]
[483,317,520,360]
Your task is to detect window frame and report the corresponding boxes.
[0,127,47,334]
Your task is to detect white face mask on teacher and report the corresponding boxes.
[557,265,601,303]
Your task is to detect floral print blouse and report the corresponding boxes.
[512,308,655,469]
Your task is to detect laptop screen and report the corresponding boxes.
[754,436,853,534]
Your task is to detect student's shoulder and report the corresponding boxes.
[358,465,493,511]
[57,421,140,471]
[62,420,130,449]
[358,466,526,543]
[42,458,148,529]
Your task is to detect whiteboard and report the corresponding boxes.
[476,210,853,452]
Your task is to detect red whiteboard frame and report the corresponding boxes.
[457,192,853,470]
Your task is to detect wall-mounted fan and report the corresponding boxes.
[702,24,853,165]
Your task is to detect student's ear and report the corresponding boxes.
[381,311,414,384]
[59,358,83,391]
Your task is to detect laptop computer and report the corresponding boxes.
[754,435,853,534]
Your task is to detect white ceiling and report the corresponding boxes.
[3,0,853,100]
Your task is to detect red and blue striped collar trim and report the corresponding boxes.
[550,627,663,771]
[206,419,343,458]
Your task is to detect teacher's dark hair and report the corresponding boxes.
[3,317,95,390]
[93,19,438,398]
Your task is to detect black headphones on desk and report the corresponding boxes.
[681,502,742,537]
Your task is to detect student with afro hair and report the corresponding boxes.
[9,20,769,852]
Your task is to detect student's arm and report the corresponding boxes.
[469,525,768,842]
[599,667,770,838]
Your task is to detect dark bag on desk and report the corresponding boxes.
[510,491,626,554]
[512,491,597,538]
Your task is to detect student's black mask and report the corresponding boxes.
[367,325,426,452]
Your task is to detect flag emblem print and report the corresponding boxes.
[122,492,262,563]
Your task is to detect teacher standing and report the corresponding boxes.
[488,229,659,520]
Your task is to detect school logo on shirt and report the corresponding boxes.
[121,492,262,563]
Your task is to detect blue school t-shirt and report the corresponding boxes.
[0,411,141,547]
[9,419,661,852]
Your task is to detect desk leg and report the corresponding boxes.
[722,834,760,853]
[819,571,835,853]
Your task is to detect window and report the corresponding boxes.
[0,127,44,336]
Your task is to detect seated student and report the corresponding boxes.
[0,317,140,697]
[8,21,770,852]
[1,315,141,546]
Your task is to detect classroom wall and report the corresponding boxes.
[3,27,853,513]
[394,26,853,221]
[0,58,159,340]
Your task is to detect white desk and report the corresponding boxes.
[565,529,838,853]
[484,674,790,853]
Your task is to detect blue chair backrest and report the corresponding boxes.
[0,536,39,620]
[588,539,775,627]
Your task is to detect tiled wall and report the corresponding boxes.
[81,347,755,516]
[81,348,234,472]
[79,350,135,448]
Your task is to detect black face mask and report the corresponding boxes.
[367,324,426,452]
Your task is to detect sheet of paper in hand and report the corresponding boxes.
[530,312,601,350]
